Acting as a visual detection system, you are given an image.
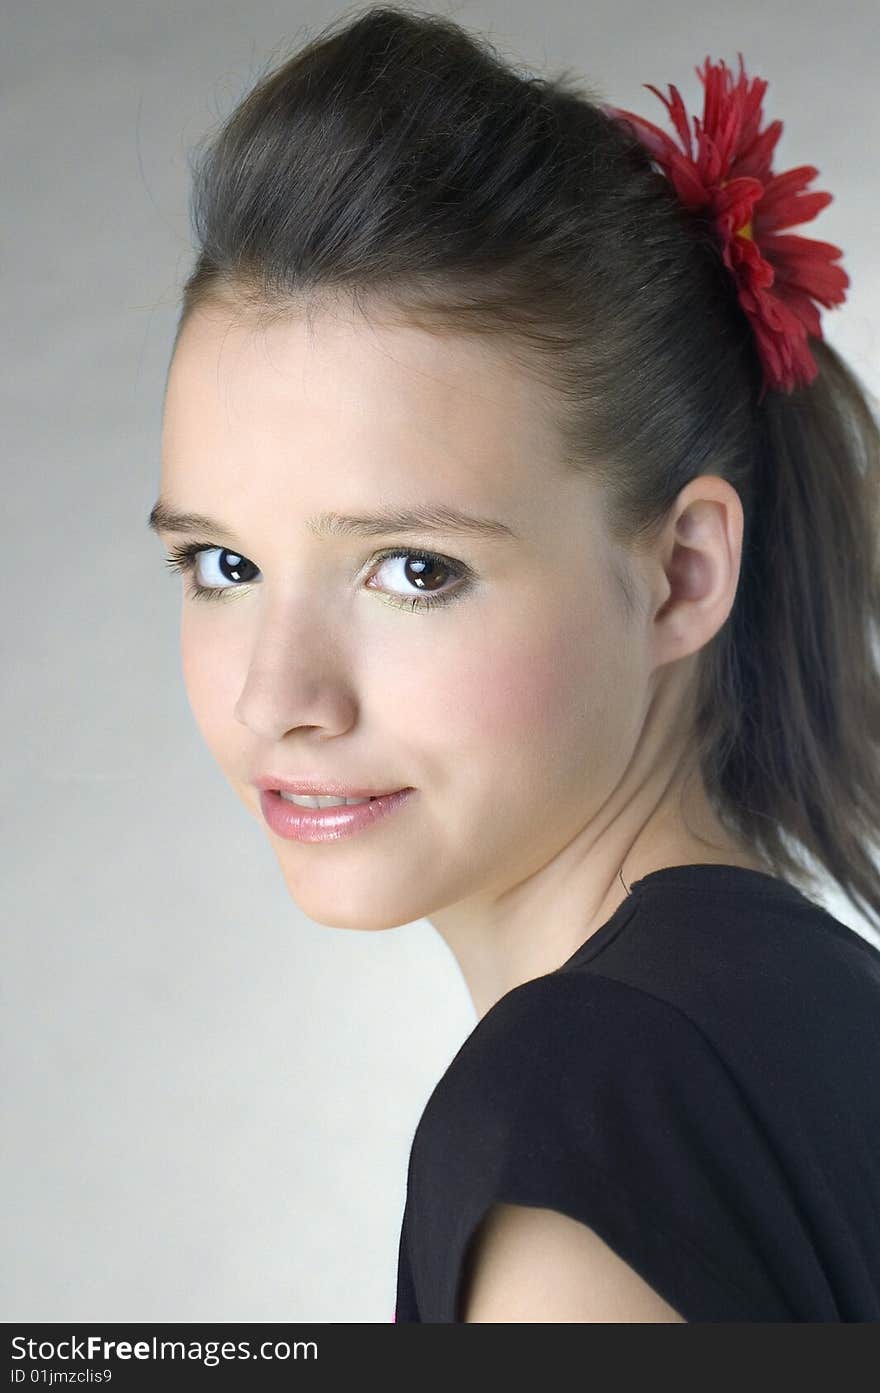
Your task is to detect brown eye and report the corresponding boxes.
[401,555,451,590]
[369,548,471,612]
[165,540,472,611]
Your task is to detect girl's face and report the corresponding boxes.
[156,302,653,931]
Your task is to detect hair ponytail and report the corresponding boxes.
[172,4,880,930]
[695,341,880,927]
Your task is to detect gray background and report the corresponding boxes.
[4,0,878,1322]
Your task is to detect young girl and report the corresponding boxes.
[150,6,880,1321]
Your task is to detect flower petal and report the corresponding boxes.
[605,54,848,395]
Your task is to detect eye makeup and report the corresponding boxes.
[162,540,474,613]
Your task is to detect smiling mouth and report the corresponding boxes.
[277,792,384,807]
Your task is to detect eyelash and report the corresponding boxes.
[161,541,472,613]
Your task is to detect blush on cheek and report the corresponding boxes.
[448,622,597,743]
[473,625,631,819]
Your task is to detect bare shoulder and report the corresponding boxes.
[460,1202,687,1323]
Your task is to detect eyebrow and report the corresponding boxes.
[147,499,519,543]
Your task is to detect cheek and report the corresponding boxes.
[407,609,623,759]
[439,611,638,833]
[179,614,241,759]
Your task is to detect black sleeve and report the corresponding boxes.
[400,971,836,1322]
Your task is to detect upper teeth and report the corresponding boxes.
[279,792,375,807]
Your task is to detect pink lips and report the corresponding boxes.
[258,787,415,842]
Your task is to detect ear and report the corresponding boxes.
[648,476,746,670]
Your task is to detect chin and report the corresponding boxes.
[272,864,421,931]
[291,899,417,932]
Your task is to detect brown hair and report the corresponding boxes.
[171,5,880,929]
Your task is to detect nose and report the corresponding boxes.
[232,605,358,743]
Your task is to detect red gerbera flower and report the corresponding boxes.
[602,54,849,400]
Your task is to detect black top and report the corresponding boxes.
[393,864,880,1322]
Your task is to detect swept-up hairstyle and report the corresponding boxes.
[170,5,880,929]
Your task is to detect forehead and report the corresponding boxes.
[161,303,569,519]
